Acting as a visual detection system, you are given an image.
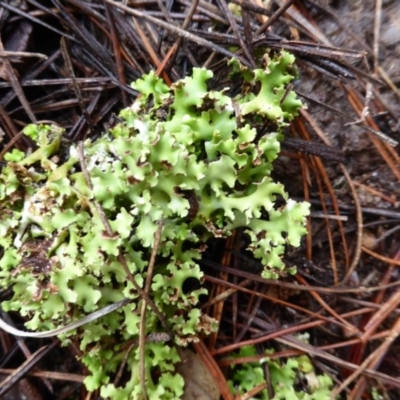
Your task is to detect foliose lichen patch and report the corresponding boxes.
[0,51,309,399]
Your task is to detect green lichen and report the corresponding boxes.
[228,345,334,399]
[0,51,309,398]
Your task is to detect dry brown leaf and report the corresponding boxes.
[175,349,220,400]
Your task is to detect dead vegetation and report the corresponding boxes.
[0,0,400,399]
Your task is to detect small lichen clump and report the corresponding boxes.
[0,51,309,398]
[228,345,334,399]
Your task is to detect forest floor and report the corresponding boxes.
[0,1,400,399]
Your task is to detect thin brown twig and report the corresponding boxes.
[332,315,400,398]
[104,2,128,107]
[132,17,172,86]
[61,38,94,139]
[295,274,360,336]
[0,368,84,383]
[0,130,25,159]
[299,109,357,278]
[362,246,400,267]
[255,0,295,35]
[295,114,343,280]
[155,0,199,72]
[104,0,250,66]
[139,220,164,400]
[202,261,400,294]
[205,275,357,350]
[215,0,256,68]
[0,342,58,398]
[219,326,394,367]
[340,165,363,283]
[0,39,36,123]
[350,258,400,398]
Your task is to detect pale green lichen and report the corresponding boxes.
[228,345,334,399]
[0,51,309,398]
